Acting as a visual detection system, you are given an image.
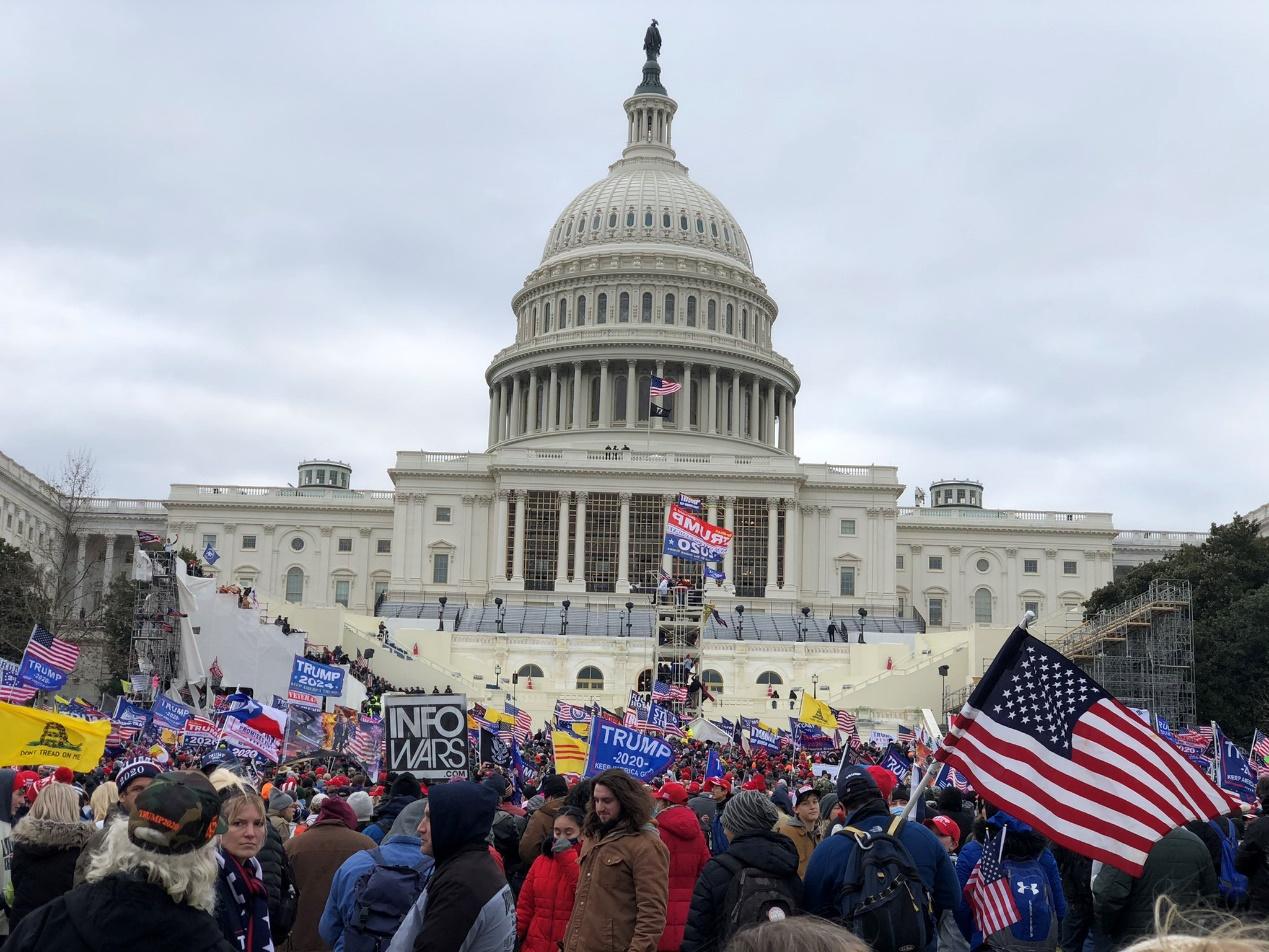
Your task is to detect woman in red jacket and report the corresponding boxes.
[516,806,585,952]
[655,782,712,951]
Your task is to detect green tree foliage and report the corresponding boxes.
[0,539,48,659]
[1083,515,1269,742]
[99,574,135,683]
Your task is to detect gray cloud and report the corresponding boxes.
[2,2,1266,529]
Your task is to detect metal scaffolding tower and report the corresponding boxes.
[128,550,183,699]
[1051,578,1195,726]
[652,598,705,721]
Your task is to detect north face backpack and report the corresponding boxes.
[835,817,934,952]
[985,856,1056,951]
[1211,817,1249,905]
[717,853,800,942]
[343,848,433,952]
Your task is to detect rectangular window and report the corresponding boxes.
[338,537,352,553]
[1063,560,1078,575]
[1023,558,1038,574]
[928,597,944,627]
[839,518,856,536]
[896,554,905,570]
[241,534,257,551]
[374,580,389,600]
[838,566,855,597]
[928,555,943,571]
[238,575,256,590]
[435,506,452,524]
[1025,600,1040,615]
[897,595,906,617]
[334,579,350,607]
[432,553,450,584]
[202,534,217,550]
[376,539,391,554]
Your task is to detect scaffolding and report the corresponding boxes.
[127,550,184,699]
[652,597,706,721]
[1051,578,1195,727]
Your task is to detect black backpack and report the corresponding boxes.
[343,848,433,952]
[716,853,800,942]
[835,816,934,952]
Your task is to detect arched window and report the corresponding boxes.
[664,293,675,324]
[558,298,568,327]
[592,211,601,231]
[589,377,600,424]
[597,293,608,324]
[532,305,538,334]
[679,214,689,231]
[702,669,724,695]
[707,300,717,330]
[662,211,671,228]
[636,668,653,692]
[543,301,552,332]
[756,671,784,686]
[626,209,636,227]
[576,295,586,326]
[565,219,572,237]
[641,292,653,323]
[643,210,653,227]
[710,220,718,238]
[576,666,605,690]
[686,296,697,326]
[613,375,628,422]
[608,211,617,229]
[741,308,748,339]
[285,567,304,603]
[696,216,704,234]
[518,663,545,679]
[619,292,630,323]
[725,304,734,335]
[577,214,586,234]
[975,588,993,624]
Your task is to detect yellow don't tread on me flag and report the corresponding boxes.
[551,729,589,776]
[0,701,111,771]
[799,694,838,733]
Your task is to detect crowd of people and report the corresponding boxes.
[2,734,1267,952]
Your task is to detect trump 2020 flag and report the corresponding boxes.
[705,748,723,780]
[583,717,674,782]
[937,625,1231,875]
[1213,722,1258,804]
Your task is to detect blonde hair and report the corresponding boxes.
[90,781,119,821]
[222,791,266,825]
[30,781,82,824]
[725,917,871,952]
[207,767,251,797]
[87,819,219,914]
[1121,899,1269,952]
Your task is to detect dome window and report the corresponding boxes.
[695,216,704,234]
[662,211,671,228]
[707,299,717,330]
[576,295,587,326]
[619,292,630,323]
[710,220,718,238]
[664,293,675,324]
[597,293,608,324]
[641,292,653,323]
[543,301,552,332]
[559,297,568,326]
[725,304,734,335]
[565,219,573,237]
[643,210,653,228]
[626,210,636,227]
[686,296,697,327]
[741,309,748,339]
[577,215,585,234]
[608,211,618,229]
[680,214,689,231]
[592,211,602,231]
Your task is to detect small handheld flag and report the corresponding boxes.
[203,543,220,565]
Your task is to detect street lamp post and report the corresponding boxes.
[811,672,819,698]
[560,599,570,636]
[494,596,505,633]
[437,595,448,632]
[495,663,502,698]
[735,605,745,642]
[938,663,950,714]
[799,606,810,643]
[624,601,634,638]
[856,607,868,644]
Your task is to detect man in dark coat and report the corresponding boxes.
[1237,810,1269,918]
[363,773,423,844]
[285,794,376,951]
[519,773,568,868]
[930,786,974,850]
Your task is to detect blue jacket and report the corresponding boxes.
[319,835,434,952]
[954,813,1066,946]
[803,802,959,952]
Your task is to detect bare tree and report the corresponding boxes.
[32,450,102,636]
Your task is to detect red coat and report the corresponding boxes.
[656,805,711,951]
[516,843,581,952]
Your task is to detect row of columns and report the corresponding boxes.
[492,490,800,595]
[487,359,796,452]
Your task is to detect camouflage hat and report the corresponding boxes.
[128,770,221,855]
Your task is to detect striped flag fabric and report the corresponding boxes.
[650,375,682,397]
[505,702,532,744]
[24,625,80,672]
[965,826,1021,937]
[555,700,590,725]
[938,625,1232,875]
[652,680,687,703]
[648,702,685,738]
[1252,730,1269,777]
[897,725,916,744]
[0,659,37,703]
[625,691,649,729]
[106,724,141,748]
[347,726,379,765]
[136,529,163,546]
[835,708,858,736]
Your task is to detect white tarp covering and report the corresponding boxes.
[685,716,732,746]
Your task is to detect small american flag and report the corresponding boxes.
[209,657,223,680]
[1252,730,1269,778]
[24,625,79,673]
[653,680,688,703]
[965,826,1020,937]
[505,702,532,744]
[0,659,37,703]
[836,708,858,736]
[897,725,916,744]
[1177,726,1215,751]
[136,529,163,546]
[650,376,681,397]
[106,724,141,748]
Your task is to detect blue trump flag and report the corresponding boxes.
[583,716,675,781]
[152,694,193,731]
[705,748,723,780]
[880,744,912,783]
[1214,722,1258,804]
[17,654,68,692]
[289,655,346,697]
[749,724,780,753]
[112,697,152,729]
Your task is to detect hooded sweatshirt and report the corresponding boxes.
[388,782,514,952]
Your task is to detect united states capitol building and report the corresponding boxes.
[0,37,1226,720]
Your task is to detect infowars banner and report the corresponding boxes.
[662,504,733,564]
[583,717,675,782]
[383,693,469,781]
[290,656,346,698]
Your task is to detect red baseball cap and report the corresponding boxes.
[865,766,898,801]
[656,781,689,805]
[741,774,768,792]
[686,781,702,795]
[704,777,731,794]
[925,815,961,843]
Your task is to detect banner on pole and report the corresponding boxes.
[383,693,469,781]
[661,504,733,563]
[289,656,346,697]
[583,716,675,781]
[152,695,193,731]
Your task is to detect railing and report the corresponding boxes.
[84,497,167,511]
[1054,578,1191,652]
[1114,530,1208,545]
[171,484,394,502]
[897,506,1114,528]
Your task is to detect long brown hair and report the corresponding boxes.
[583,769,654,838]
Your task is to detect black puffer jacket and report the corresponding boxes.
[2,871,236,952]
[681,830,802,952]
[253,815,286,921]
[9,816,96,927]
[1236,812,1269,918]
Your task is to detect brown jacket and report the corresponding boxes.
[283,818,375,951]
[519,796,565,868]
[562,823,669,952]
[776,814,820,879]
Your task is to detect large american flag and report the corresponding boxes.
[649,376,682,397]
[964,826,1020,937]
[835,708,858,737]
[653,680,688,703]
[897,725,916,744]
[937,625,1231,875]
[505,702,532,744]
[106,724,141,748]
[24,625,80,672]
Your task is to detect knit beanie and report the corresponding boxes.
[389,773,423,800]
[541,774,569,800]
[268,788,295,815]
[347,790,374,822]
[318,795,358,830]
[722,790,780,837]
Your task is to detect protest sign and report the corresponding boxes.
[289,656,346,697]
[661,504,733,563]
[383,693,469,781]
[152,695,193,731]
[583,717,675,781]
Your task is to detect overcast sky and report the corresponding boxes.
[2,3,1266,530]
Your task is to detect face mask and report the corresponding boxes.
[551,835,579,854]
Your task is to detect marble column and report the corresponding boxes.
[102,536,116,590]
[654,360,665,429]
[764,497,779,595]
[572,492,588,584]
[617,492,631,589]
[511,491,527,584]
[547,366,559,431]
[750,375,760,443]
[661,494,673,573]
[625,360,636,428]
[487,387,499,445]
[723,497,736,586]
[708,367,718,434]
[765,383,776,446]
[74,535,87,610]
[572,363,583,431]
[598,360,610,428]
[555,492,571,587]
[730,373,741,438]
[495,490,511,580]
[788,397,796,454]
[526,369,539,435]
[510,375,522,438]
[682,363,692,431]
